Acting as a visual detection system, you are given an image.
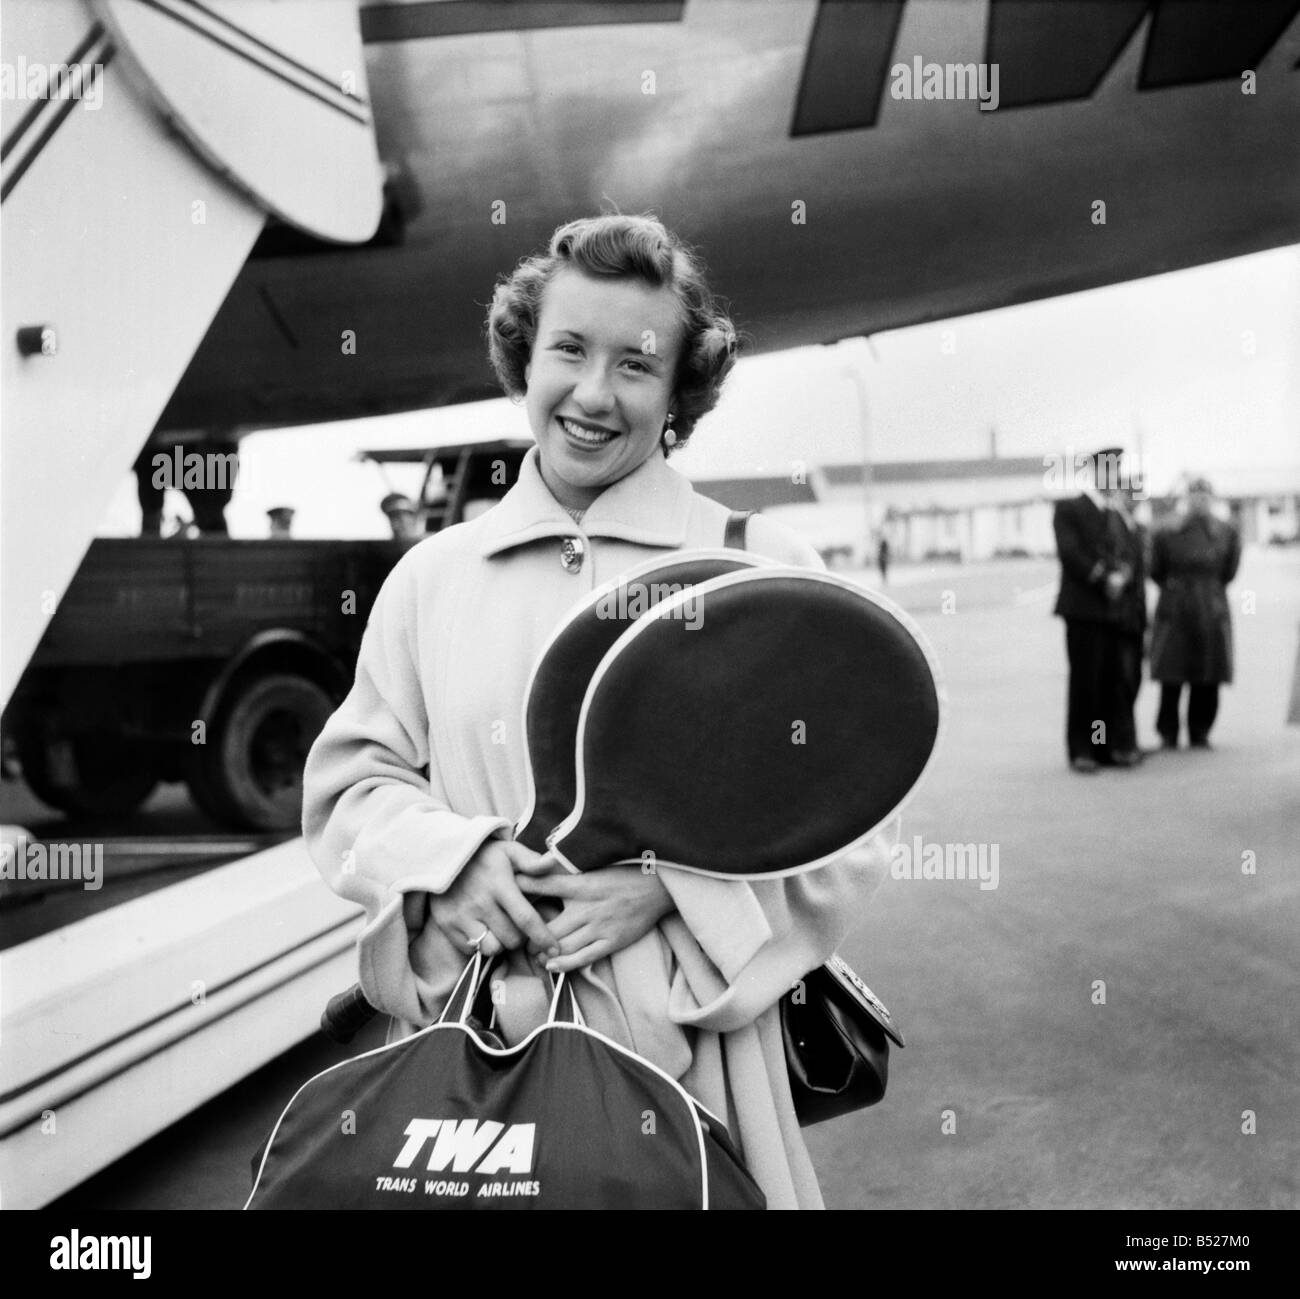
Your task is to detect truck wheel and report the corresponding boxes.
[18,729,159,819]
[190,674,334,832]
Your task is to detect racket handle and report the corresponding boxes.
[321,983,378,1044]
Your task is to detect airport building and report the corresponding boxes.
[694,456,1300,565]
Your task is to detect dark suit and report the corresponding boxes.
[1053,494,1147,762]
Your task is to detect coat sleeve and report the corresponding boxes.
[301,548,512,1015]
[1221,525,1242,585]
[1054,500,1107,588]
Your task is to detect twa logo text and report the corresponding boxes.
[394,1118,534,1174]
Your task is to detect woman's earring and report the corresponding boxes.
[663,411,677,448]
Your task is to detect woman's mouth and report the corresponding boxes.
[559,417,618,448]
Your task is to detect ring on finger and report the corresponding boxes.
[469,929,490,950]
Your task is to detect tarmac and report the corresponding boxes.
[46,550,1300,1210]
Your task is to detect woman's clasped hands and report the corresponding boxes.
[425,837,674,974]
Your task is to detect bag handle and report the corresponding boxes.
[439,948,495,1026]
[546,970,585,1027]
[440,951,586,1031]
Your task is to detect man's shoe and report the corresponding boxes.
[1109,749,1144,768]
[1158,736,1178,750]
[1070,756,1101,773]
[1189,737,1213,750]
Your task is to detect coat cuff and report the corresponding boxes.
[327,809,512,914]
[354,894,466,1024]
[341,814,510,1022]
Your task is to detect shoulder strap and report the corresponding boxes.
[724,509,754,550]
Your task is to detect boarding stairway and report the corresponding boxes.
[0,0,381,1207]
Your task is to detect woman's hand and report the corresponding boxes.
[425,839,560,960]
[514,860,675,973]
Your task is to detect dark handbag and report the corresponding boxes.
[781,953,905,1126]
[252,952,765,1209]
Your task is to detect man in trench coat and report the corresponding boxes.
[1149,477,1242,748]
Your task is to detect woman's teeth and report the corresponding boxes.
[561,418,616,446]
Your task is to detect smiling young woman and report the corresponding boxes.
[522,270,683,510]
[302,214,894,1209]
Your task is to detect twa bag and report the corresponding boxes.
[248,951,765,1210]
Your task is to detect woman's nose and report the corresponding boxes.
[572,363,615,413]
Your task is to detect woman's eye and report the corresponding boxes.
[555,342,581,356]
[621,359,648,374]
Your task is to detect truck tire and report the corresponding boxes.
[188,673,335,832]
[18,728,159,819]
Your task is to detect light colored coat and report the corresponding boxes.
[302,446,892,1209]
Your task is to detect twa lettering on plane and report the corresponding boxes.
[393,1119,535,1175]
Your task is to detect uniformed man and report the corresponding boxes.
[381,492,424,542]
[1052,448,1147,772]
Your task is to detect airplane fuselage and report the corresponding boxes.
[157,0,1300,438]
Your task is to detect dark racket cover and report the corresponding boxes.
[547,568,942,877]
[515,549,771,852]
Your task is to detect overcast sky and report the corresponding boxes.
[103,243,1298,539]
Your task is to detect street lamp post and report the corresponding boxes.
[836,336,876,566]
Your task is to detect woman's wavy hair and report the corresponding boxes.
[486,214,738,452]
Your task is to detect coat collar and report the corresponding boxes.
[477,446,695,557]
[1080,485,1108,513]
[1173,510,1217,534]
[1080,486,1134,530]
